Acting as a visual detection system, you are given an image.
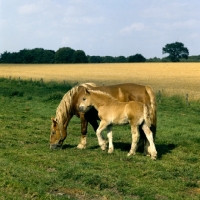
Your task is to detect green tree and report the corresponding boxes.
[88,56,102,63]
[0,51,13,63]
[102,56,115,63]
[42,49,55,63]
[115,56,127,63]
[147,57,161,62]
[128,54,146,62]
[73,50,88,63]
[32,48,55,63]
[19,49,34,63]
[55,47,75,63]
[162,42,189,62]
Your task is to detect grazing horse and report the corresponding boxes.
[50,83,157,155]
[79,89,157,160]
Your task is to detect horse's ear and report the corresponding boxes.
[51,117,57,126]
[85,88,90,95]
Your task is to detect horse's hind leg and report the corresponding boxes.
[127,125,140,156]
[144,140,151,157]
[96,120,109,150]
[142,124,157,160]
[107,125,114,153]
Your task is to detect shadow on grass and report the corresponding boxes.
[62,144,77,149]
[62,142,177,159]
[109,142,177,159]
[89,145,101,150]
[156,143,177,159]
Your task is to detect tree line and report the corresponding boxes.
[0,47,146,64]
[0,42,200,64]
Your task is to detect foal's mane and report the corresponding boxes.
[55,83,97,124]
[88,89,117,101]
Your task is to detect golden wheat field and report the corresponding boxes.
[0,63,200,99]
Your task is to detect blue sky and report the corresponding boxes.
[0,0,200,58]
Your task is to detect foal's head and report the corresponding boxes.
[78,88,93,112]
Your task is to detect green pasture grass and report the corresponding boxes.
[0,78,200,200]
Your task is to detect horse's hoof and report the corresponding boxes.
[77,144,86,149]
[151,151,157,160]
[108,148,114,154]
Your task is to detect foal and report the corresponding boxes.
[79,88,157,160]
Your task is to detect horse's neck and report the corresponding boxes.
[56,98,73,128]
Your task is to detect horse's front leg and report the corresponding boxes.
[96,120,108,151]
[107,125,114,153]
[77,112,88,149]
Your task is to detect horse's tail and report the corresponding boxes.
[143,104,151,128]
[145,85,157,137]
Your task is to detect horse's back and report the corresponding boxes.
[93,83,149,103]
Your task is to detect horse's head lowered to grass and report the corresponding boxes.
[50,117,67,149]
[49,83,98,149]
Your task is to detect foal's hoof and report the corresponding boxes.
[100,140,107,151]
[101,144,106,151]
[127,152,135,157]
[77,143,86,149]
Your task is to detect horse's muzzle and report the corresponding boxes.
[50,143,62,150]
[79,105,92,112]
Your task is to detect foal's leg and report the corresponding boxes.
[127,125,140,156]
[96,120,109,150]
[142,124,157,160]
[107,125,114,154]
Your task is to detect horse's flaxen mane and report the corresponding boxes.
[81,83,97,88]
[55,83,97,125]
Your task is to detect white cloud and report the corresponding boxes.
[18,4,40,15]
[81,16,105,25]
[120,23,145,34]
[156,19,199,32]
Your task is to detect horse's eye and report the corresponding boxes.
[51,131,56,135]
[83,97,86,101]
